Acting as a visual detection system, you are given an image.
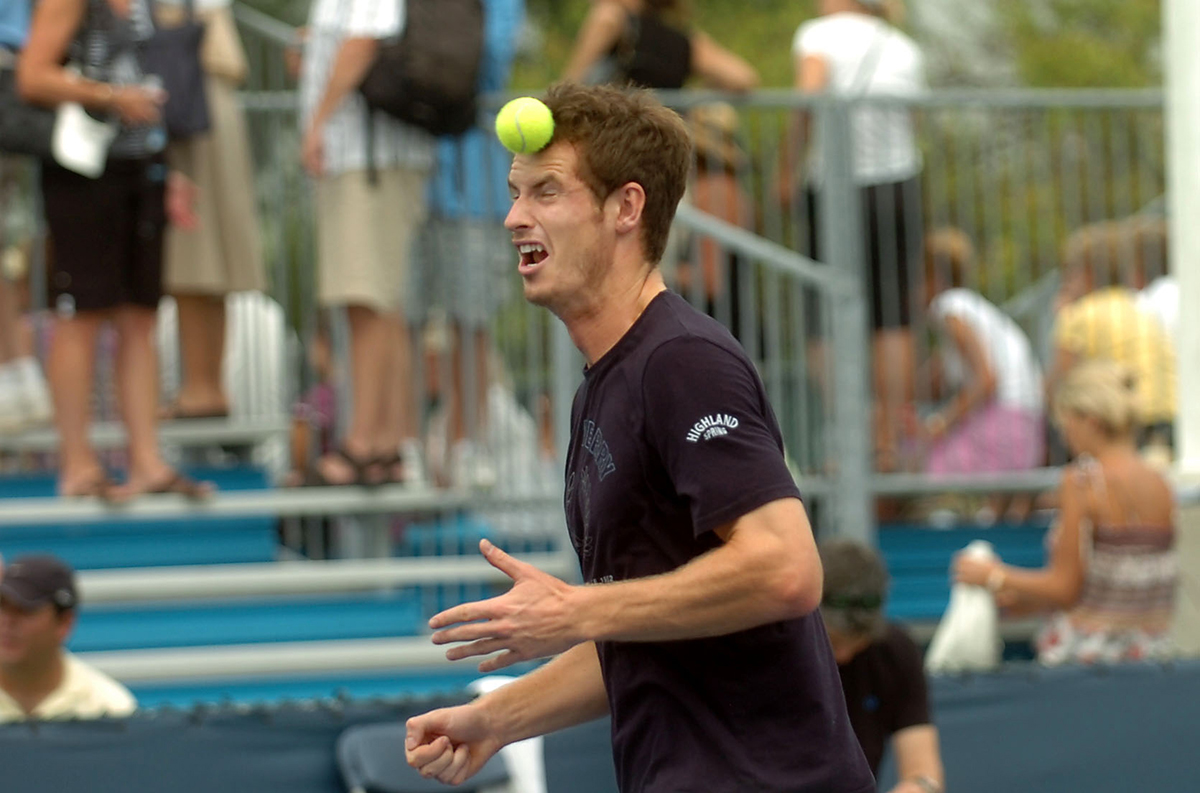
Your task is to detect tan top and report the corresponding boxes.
[0,653,137,723]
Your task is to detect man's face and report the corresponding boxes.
[0,597,70,668]
[505,142,616,317]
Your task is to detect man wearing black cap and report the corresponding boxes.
[0,554,136,722]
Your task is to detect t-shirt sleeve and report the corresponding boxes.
[345,0,403,38]
[887,627,932,732]
[642,337,801,537]
[793,18,831,59]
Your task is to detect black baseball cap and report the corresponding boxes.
[0,555,79,612]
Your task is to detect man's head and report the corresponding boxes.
[505,83,692,315]
[0,555,78,670]
[818,538,888,665]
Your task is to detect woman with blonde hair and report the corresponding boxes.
[953,360,1178,666]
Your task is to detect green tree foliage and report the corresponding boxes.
[996,0,1162,87]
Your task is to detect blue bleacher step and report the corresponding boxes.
[70,591,426,653]
[0,466,278,569]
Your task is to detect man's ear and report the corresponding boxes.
[56,609,77,643]
[611,181,647,237]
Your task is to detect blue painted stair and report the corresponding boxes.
[0,468,278,569]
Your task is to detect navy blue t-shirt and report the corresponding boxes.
[564,291,873,793]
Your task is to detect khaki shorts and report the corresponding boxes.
[164,74,265,295]
[315,167,428,314]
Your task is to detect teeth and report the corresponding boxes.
[517,243,546,254]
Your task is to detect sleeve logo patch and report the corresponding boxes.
[686,413,740,443]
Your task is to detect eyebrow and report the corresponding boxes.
[510,175,562,196]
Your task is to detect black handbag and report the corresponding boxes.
[0,66,56,158]
[139,0,210,139]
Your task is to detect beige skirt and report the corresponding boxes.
[162,7,262,295]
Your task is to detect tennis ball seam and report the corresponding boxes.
[514,104,529,152]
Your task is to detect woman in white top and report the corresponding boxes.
[922,229,1045,517]
[790,0,926,472]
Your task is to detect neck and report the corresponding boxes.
[562,265,667,365]
[1090,436,1137,464]
[0,650,67,714]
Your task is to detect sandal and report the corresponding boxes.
[368,451,406,486]
[142,471,216,501]
[304,445,379,487]
[160,401,230,421]
[59,473,123,504]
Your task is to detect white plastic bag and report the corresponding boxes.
[925,539,1002,673]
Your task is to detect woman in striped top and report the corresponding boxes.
[18,0,213,501]
[954,360,1177,665]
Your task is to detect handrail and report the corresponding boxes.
[232,2,297,46]
[78,552,577,603]
[0,417,287,453]
[672,204,841,291]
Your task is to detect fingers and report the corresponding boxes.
[429,595,500,630]
[443,743,473,785]
[479,650,523,674]
[479,538,530,580]
[445,638,511,662]
[407,733,452,770]
[432,620,507,646]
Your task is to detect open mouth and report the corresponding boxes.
[517,242,549,273]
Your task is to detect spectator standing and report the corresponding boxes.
[411,0,525,489]
[0,1,52,435]
[955,360,1179,665]
[676,102,756,340]
[0,555,137,722]
[404,84,872,793]
[820,538,945,793]
[921,229,1044,521]
[155,0,265,422]
[790,0,926,472]
[299,0,433,486]
[18,0,213,500]
[563,0,758,91]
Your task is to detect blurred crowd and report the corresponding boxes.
[0,0,1188,535]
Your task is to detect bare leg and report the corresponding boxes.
[49,311,105,494]
[169,292,228,416]
[316,304,389,483]
[872,327,916,472]
[112,305,177,493]
[0,275,20,364]
[448,325,491,445]
[375,311,414,481]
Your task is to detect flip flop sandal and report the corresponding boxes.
[304,445,379,487]
[144,472,216,501]
[60,474,123,505]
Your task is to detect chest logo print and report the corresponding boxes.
[686,413,740,442]
[582,419,617,480]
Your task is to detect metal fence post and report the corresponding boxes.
[819,97,875,544]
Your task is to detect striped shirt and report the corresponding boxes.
[299,0,433,176]
[70,0,164,159]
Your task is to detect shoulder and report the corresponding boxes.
[65,654,137,715]
[879,623,924,668]
[793,16,842,55]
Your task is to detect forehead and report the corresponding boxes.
[508,142,585,188]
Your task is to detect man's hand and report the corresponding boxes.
[405,701,504,786]
[430,539,584,672]
[301,123,324,177]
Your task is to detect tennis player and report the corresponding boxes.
[405,82,873,793]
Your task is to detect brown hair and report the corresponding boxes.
[923,227,974,290]
[543,82,693,265]
[1063,217,1168,289]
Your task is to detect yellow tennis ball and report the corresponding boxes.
[495,97,555,154]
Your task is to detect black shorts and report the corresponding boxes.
[801,175,923,333]
[42,156,167,314]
